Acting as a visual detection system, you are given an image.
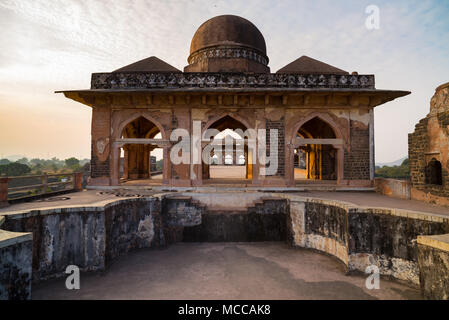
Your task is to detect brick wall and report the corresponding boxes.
[265,118,285,177]
[344,120,370,180]
[408,118,429,186]
[91,141,110,178]
[409,113,449,199]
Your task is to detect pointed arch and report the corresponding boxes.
[291,112,344,142]
[202,112,254,139]
[291,112,344,182]
[117,113,167,140]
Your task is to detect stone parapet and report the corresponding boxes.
[375,178,411,199]
[417,234,449,299]
[0,229,32,300]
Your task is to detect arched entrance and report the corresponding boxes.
[119,116,165,185]
[293,117,341,183]
[202,115,253,184]
[425,158,443,185]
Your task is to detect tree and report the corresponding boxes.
[0,159,10,165]
[0,162,31,176]
[16,157,29,165]
[375,158,410,179]
[65,157,80,168]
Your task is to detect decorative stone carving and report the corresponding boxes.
[188,47,269,66]
[91,72,376,90]
[96,138,109,155]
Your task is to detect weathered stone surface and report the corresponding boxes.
[417,234,449,299]
[183,199,289,242]
[2,191,449,299]
[0,235,32,300]
[105,198,162,264]
[375,178,411,200]
[4,210,105,281]
[409,82,449,205]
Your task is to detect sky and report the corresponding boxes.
[0,0,448,163]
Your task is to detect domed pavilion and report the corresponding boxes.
[59,15,410,188]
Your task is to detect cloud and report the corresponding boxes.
[0,0,448,161]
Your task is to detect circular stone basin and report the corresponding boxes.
[31,242,420,300]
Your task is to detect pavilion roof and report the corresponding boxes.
[113,56,181,73]
[277,56,348,75]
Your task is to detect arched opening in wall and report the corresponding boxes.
[425,158,443,185]
[294,117,338,183]
[119,116,164,185]
[202,115,252,184]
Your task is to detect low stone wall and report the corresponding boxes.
[375,178,411,199]
[281,194,449,286]
[417,234,449,299]
[1,197,163,283]
[105,198,163,264]
[348,208,448,284]
[0,216,33,300]
[287,199,349,265]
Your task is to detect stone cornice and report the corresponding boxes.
[91,72,375,90]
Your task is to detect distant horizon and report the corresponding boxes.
[0,153,408,167]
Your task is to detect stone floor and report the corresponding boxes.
[1,189,448,217]
[32,242,421,300]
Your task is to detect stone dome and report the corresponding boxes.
[190,15,267,56]
[185,15,270,73]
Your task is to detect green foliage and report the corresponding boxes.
[65,157,80,168]
[375,158,410,179]
[16,157,29,165]
[0,162,31,177]
[0,157,90,175]
[155,159,163,171]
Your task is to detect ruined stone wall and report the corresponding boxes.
[409,82,449,206]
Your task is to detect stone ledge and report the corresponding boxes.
[0,229,33,249]
[417,234,449,253]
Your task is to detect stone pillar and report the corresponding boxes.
[90,106,111,186]
[142,145,150,179]
[74,172,83,191]
[123,147,129,180]
[0,177,9,208]
[110,145,121,186]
